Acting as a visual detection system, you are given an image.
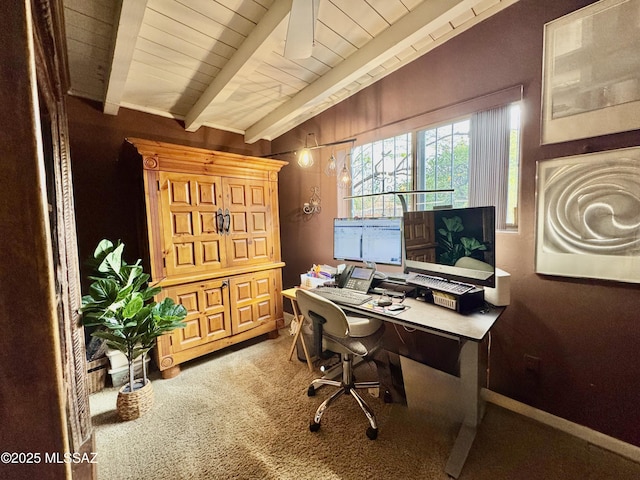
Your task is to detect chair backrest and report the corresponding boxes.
[296,289,349,339]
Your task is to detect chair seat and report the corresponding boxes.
[346,314,383,337]
[324,322,384,357]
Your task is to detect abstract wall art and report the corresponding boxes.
[535,147,640,283]
[541,0,640,144]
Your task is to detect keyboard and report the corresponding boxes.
[312,286,372,306]
[386,272,409,283]
[407,273,475,295]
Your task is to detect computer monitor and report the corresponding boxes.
[333,217,403,266]
[403,206,496,287]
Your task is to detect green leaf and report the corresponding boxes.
[153,297,188,322]
[122,294,144,319]
[92,330,126,343]
[98,243,124,276]
[87,278,119,303]
[93,239,114,259]
[142,286,161,301]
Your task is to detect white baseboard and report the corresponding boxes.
[481,388,640,464]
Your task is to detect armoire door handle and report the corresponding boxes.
[216,208,224,234]
[223,209,231,234]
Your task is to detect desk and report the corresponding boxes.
[341,296,504,479]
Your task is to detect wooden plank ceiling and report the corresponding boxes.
[63,0,517,143]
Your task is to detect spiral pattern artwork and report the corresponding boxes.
[541,156,640,256]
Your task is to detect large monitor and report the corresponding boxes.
[333,217,403,266]
[403,206,496,287]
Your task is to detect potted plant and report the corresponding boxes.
[81,239,187,420]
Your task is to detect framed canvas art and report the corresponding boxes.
[541,0,640,144]
[535,147,640,283]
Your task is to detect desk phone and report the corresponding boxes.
[337,265,375,292]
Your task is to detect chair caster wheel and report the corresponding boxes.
[307,385,316,397]
[309,421,321,432]
[366,427,378,440]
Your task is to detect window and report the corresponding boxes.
[347,103,521,229]
[349,133,412,218]
[416,118,470,210]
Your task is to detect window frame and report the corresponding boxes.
[344,96,522,231]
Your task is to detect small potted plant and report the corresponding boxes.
[81,239,187,420]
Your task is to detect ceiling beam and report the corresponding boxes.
[244,0,476,143]
[184,0,293,132]
[103,0,148,115]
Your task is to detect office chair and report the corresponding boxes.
[296,289,385,439]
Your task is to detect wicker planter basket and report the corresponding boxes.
[86,357,108,394]
[116,379,154,421]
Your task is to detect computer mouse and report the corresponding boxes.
[377,298,393,307]
[387,304,406,311]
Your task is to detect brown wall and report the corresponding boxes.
[273,0,640,446]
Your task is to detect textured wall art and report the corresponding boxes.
[535,147,640,283]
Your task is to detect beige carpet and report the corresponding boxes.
[90,330,640,480]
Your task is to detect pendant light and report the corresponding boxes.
[297,133,317,168]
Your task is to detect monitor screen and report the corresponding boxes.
[333,217,403,266]
[403,206,496,287]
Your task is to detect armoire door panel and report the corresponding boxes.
[174,243,196,267]
[255,276,270,296]
[200,212,218,234]
[235,306,254,330]
[169,179,191,205]
[172,212,193,235]
[229,212,247,233]
[202,286,229,339]
[206,312,227,335]
[178,291,199,313]
[252,237,269,259]
[256,299,272,322]
[160,172,226,278]
[223,178,272,267]
[200,241,222,264]
[252,211,267,232]
[233,280,253,302]
[196,180,218,205]
[229,271,276,334]
[163,280,231,352]
[230,239,250,261]
[180,318,205,345]
[228,184,246,206]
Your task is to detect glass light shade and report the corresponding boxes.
[297,148,314,167]
[339,164,351,186]
[325,153,337,176]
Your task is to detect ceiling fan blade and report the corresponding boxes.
[284,0,319,59]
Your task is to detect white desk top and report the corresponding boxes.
[342,296,503,342]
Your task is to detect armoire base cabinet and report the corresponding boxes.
[125,138,287,377]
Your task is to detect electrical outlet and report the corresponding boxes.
[524,354,540,374]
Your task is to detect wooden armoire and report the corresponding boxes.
[126,138,287,377]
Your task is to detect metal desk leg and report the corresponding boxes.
[445,340,481,479]
[286,298,314,371]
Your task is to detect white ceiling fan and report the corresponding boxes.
[284,0,321,59]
